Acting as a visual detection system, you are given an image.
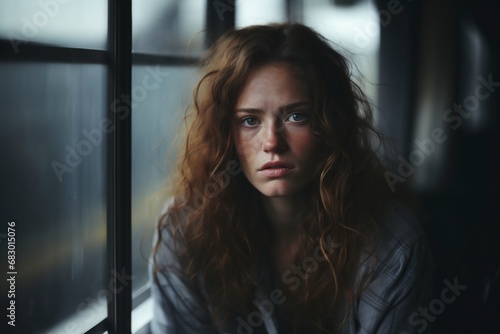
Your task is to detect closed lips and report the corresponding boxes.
[259,161,294,170]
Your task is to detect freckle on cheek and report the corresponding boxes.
[292,133,313,144]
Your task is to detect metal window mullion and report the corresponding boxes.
[286,0,304,23]
[0,40,108,63]
[84,319,108,334]
[107,0,132,333]
[205,0,235,48]
[132,53,198,65]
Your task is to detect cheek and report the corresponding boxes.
[289,130,318,156]
[234,133,259,159]
[233,139,254,179]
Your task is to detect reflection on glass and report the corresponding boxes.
[0,0,107,51]
[0,63,108,333]
[133,0,206,56]
[131,65,199,297]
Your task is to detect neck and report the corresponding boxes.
[261,194,308,241]
[261,194,310,275]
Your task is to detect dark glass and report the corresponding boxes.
[131,65,199,297]
[0,62,108,333]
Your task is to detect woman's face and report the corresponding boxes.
[233,62,320,198]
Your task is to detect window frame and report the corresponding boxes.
[0,1,235,333]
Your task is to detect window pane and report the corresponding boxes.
[0,0,107,51]
[131,65,198,299]
[236,0,286,27]
[133,0,206,56]
[0,62,108,333]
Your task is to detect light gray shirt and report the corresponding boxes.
[149,200,435,333]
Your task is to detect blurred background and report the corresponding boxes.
[0,0,498,333]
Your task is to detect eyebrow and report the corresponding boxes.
[234,101,310,114]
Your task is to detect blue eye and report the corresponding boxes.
[286,113,308,122]
[242,117,259,127]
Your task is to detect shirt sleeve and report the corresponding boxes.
[149,220,219,334]
[352,203,436,334]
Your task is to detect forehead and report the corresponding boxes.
[235,62,308,109]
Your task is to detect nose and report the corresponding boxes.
[262,121,287,153]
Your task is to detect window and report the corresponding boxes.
[235,0,286,27]
[0,62,109,334]
[0,1,109,333]
[130,64,200,331]
[0,1,214,333]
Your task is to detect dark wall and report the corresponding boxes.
[377,0,500,332]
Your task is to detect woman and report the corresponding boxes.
[150,23,434,333]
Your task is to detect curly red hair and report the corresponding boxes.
[154,23,396,333]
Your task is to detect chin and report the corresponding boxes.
[261,191,291,198]
[256,183,301,198]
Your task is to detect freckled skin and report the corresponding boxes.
[233,63,320,198]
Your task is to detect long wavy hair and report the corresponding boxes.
[154,23,396,333]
